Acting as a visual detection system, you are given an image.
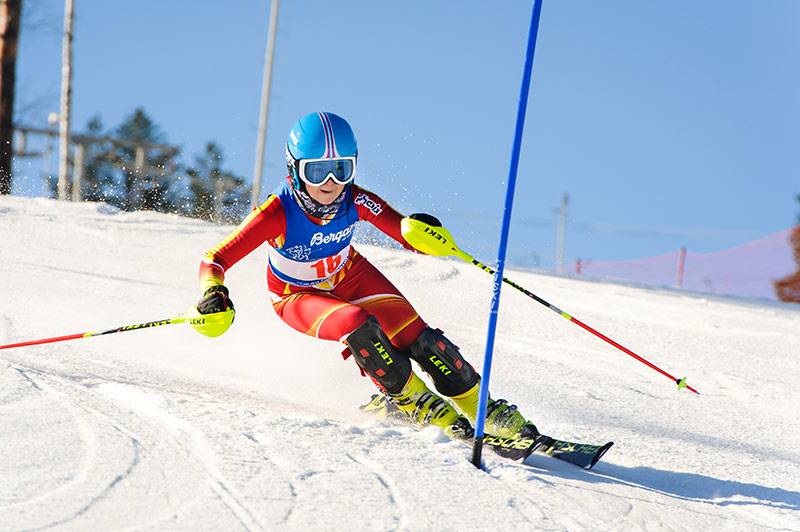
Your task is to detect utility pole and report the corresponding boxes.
[250,0,280,209]
[70,142,84,201]
[555,192,569,273]
[0,0,22,194]
[57,0,74,200]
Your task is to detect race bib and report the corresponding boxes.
[268,245,351,286]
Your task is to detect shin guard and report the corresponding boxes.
[345,316,411,395]
[409,327,478,397]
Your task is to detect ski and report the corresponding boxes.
[360,394,612,469]
[533,436,614,470]
[469,432,612,469]
[480,433,541,462]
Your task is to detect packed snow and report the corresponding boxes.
[1,195,799,531]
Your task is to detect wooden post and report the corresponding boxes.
[57,0,75,200]
[71,142,85,201]
[129,144,145,208]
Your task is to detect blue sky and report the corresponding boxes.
[14,0,800,269]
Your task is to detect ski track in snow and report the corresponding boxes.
[1,196,799,530]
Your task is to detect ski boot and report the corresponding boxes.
[360,373,475,440]
[445,415,475,440]
[360,393,399,420]
[486,398,539,440]
[450,383,538,439]
[390,372,461,429]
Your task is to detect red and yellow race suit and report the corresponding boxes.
[199,181,427,353]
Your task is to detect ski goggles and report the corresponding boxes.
[297,156,357,186]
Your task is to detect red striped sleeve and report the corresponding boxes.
[351,185,415,251]
[199,195,286,292]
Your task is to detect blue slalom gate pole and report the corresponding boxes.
[472,0,545,468]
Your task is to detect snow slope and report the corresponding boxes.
[1,196,799,531]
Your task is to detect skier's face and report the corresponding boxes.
[306,179,345,205]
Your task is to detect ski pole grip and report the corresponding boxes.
[401,215,460,257]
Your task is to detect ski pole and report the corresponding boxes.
[463,255,699,394]
[401,216,700,395]
[0,315,190,351]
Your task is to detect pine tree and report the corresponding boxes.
[79,116,116,203]
[185,142,249,223]
[111,107,179,212]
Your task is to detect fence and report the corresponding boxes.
[577,226,799,302]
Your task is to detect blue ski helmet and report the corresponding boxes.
[286,112,358,190]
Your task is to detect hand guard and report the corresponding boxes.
[409,212,442,227]
[190,285,235,338]
[401,213,459,257]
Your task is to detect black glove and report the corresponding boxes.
[409,212,442,227]
[196,285,235,315]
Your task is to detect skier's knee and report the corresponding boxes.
[334,305,372,339]
[409,327,478,397]
[345,316,411,395]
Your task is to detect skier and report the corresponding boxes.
[193,111,536,440]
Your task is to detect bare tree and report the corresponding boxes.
[0,0,22,194]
